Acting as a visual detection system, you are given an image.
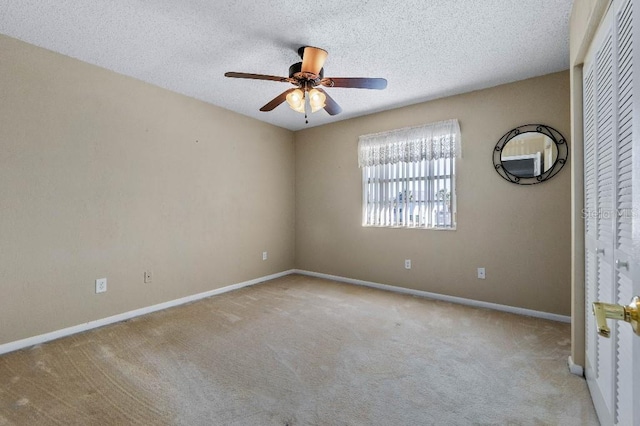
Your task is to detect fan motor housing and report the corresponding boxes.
[289,62,324,80]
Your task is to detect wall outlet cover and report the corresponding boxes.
[477,268,486,279]
[95,278,107,294]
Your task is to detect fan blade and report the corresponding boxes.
[316,88,342,116]
[225,72,290,82]
[321,77,387,90]
[301,46,328,75]
[260,89,297,112]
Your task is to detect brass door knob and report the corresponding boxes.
[592,296,640,337]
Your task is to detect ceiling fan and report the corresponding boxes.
[224,46,387,121]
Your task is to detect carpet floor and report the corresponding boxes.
[0,274,598,425]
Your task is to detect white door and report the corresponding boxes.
[583,0,640,425]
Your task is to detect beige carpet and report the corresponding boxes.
[0,274,598,425]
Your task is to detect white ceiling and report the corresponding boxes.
[0,0,573,131]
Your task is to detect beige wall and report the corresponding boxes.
[568,0,609,369]
[0,32,573,348]
[0,35,296,345]
[295,71,571,315]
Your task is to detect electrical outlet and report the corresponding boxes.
[95,278,107,294]
[405,259,411,270]
[144,271,152,283]
[262,251,268,261]
[477,268,486,279]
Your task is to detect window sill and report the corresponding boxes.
[362,225,456,231]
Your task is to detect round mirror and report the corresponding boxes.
[493,124,568,185]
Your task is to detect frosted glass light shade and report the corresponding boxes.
[286,89,305,113]
[308,88,326,113]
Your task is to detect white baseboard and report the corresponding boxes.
[0,268,571,357]
[0,270,295,356]
[567,356,584,376]
[293,269,572,323]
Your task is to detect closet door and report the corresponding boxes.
[583,0,639,425]
[584,6,616,421]
[611,1,638,424]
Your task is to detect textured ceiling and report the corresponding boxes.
[0,0,572,131]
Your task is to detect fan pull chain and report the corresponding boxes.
[304,89,309,124]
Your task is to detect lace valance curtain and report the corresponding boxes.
[358,119,461,167]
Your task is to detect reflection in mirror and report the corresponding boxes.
[492,124,568,185]
[500,133,558,178]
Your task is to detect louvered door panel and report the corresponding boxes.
[616,0,634,255]
[585,65,598,237]
[584,1,639,424]
[596,33,614,245]
[596,259,615,413]
[616,273,634,425]
[613,1,635,424]
[583,63,599,375]
[585,248,599,373]
[594,28,616,415]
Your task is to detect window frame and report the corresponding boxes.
[358,119,460,230]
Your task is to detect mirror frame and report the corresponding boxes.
[493,124,568,185]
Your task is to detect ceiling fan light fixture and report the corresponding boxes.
[308,88,326,113]
[286,89,305,113]
[225,46,387,117]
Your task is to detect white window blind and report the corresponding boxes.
[358,119,461,229]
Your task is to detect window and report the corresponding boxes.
[358,119,460,229]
